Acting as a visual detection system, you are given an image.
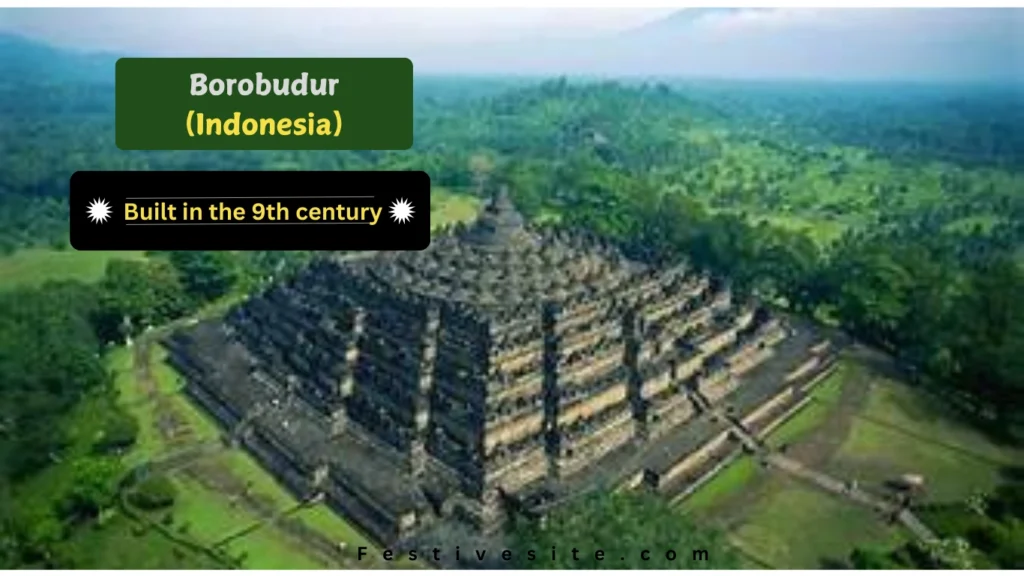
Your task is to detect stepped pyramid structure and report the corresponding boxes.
[166,188,839,548]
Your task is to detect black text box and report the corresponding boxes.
[70,171,430,251]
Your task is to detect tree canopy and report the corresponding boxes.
[510,491,740,569]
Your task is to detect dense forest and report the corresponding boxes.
[0,33,1022,568]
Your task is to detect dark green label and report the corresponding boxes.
[115,58,413,150]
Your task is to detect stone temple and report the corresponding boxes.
[165,188,839,553]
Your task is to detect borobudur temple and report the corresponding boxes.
[165,188,840,549]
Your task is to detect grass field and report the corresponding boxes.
[431,187,480,229]
[678,351,1023,568]
[112,344,220,468]
[0,247,146,291]
[828,380,1023,504]
[108,339,403,570]
[729,481,910,568]
[11,359,221,569]
[5,339,385,570]
[222,523,326,570]
[291,505,377,551]
[679,456,758,513]
[166,473,264,545]
[55,514,222,569]
[764,364,848,449]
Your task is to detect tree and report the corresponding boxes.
[127,475,178,511]
[92,411,139,454]
[58,458,121,520]
[166,251,240,303]
[0,283,106,479]
[95,259,190,342]
[510,491,739,569]
[920,537,976,569]
[850,546,905,569]
[826,241,916,351]
[948,257,1024,434]
[0,481,21,569]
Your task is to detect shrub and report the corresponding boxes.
[127,476,178,511]
[93,411,140,454]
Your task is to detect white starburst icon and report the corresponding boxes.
[389,198,414,224]
[86,198,112,224]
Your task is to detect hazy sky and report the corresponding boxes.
[0,8,1020,80]
[0,8,676,50]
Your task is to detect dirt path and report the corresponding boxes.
[134,335,194,446]
[132,335,158,399]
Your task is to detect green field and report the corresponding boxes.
[729,482,910,568]
[829,381,1023,504]
[0,247,146,291]
[54,514,223,569]
[678,352,1023,568]
[431,187,481,229]
[222,523,326,570]
[108,338,402,570]
[7,335,398,570]
[111,344,220,468]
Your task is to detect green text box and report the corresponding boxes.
[116,58,412,150]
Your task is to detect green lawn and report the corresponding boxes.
[217,451,299,511]
[682,365,850,516]
[54,514,222,569]
[0,247,146,291]
[107,341,400,569]
[764,364,848,449]
[113,345,221,467]
[289,504,422,568]
[9,370,229,569]
[829,381,1024,504]
[223,523,327,569]
[729,482,910,568]
[292,504,376,551]
[150,345,188,396]
[109,347,143,404]
[677,353,1020,568]
[165,474,263,545]
[680,456,758,514]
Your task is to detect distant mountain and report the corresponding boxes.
[0,32,115,83]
